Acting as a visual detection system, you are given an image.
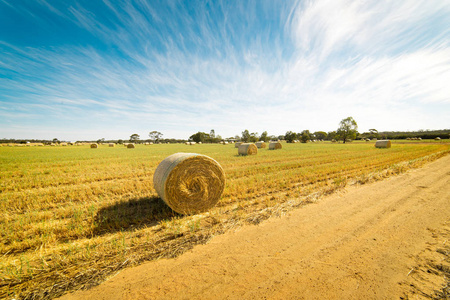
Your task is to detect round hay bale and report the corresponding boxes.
[153,153,225,214]
[238,143,258,155]
[90,143,98,148]
[256,141,266,148]
[235,142,242,148]
[269,141,282,150]
[375,140,391,148]
[127,143,135,148]
[109,143,115,147]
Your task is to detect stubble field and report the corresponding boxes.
[1,141,449,299]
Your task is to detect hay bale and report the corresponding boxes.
[90,143,98,148]
[109,143,115,147]
[235,142,242,148]
[238,143,258,155]
[269,141,282,150]
[127,143,135,148]
[255,141,266,148]
[153,153,225,214]
[375,140,391,148]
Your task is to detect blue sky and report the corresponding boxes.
[1,0,449,141]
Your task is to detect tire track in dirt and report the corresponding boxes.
[61,155,450,300]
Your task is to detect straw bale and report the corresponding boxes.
[153,153,225,214]
[255,141,266,148]
[90,143,98,148]
[127,143,135,148]
[238,143,258,155]
[235,142,242,148]
[375,140,391,148]
[269,141,282,150]
[109,143,115,147]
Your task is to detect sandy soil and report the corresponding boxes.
[61,155,450,300]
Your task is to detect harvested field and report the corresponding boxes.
[0,141,449,299]
[62,154,450,300]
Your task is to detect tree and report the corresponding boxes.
[327,131,337,141]
[249,132,259,143]
[284,131,297,143]
[301,130,310,143]
[369,129,378,139]
[52,138,59,144]
[149,131,163,143]
[337,117,358,143]
[241,130,251,142]
[210,129,215,139]
[314,131,327,140]
[189,132,209,143]
[260,131,268,142]
[130,134,140,143]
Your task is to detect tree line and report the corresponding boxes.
[2,117,448,145]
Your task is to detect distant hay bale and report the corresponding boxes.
[435,137,441,140]
[235,142,242,148]
[255,141,266,148]
[109,143,115,147]
[269,141,282,150]
[127,143,135,148]
[153,153,225,214]
[375,140,391,148]
[90,143,98,148]
[238,143,258,155]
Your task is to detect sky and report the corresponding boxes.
[0,0,449,141]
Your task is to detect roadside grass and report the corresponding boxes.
[1,141,449,299]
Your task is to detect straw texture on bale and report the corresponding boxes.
[153,153,225,214]
[375,140,391,148]
[90,143,98,148]
[235,142,242,148]
[255,141,266,148]
[238,143,258,156]
[127,143,135,148]
[269,141,282,150]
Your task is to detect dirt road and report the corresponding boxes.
[62,155,450,299]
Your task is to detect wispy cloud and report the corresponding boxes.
[0,0,449,140]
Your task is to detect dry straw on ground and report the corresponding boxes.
[153,153,226,214]
[269,141,282,150]
[90,143,98,148]
[375,140,391,148]
[256,141,266,148]
[238,143,258,155]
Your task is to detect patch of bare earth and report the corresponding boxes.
[59,155,450,299]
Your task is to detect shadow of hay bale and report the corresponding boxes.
[93,196,178,236]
